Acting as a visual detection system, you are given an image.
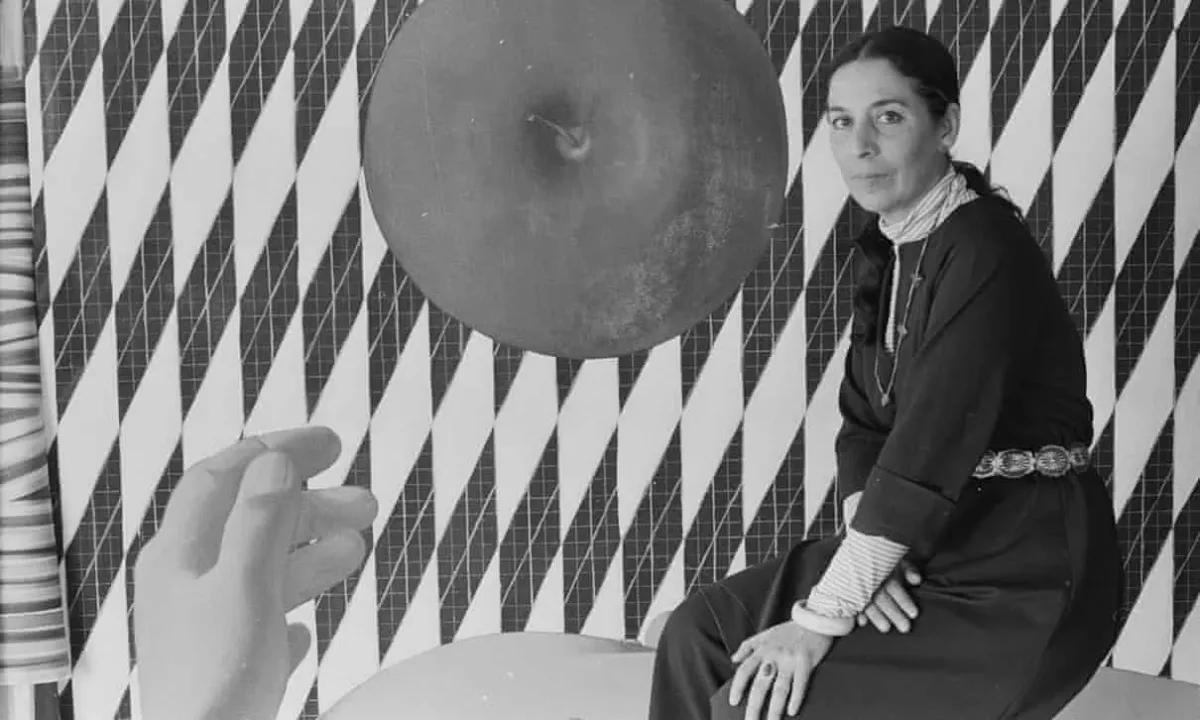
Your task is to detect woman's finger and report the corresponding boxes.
[767,667,793,720]
[743,660,776,720]
[788,661,811,716]
[887,578,920,620]
[902,560,922,586]
[729,655,759,706]
[875,589,912,633]
[864,603,891,632]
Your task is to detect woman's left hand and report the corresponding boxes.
[728,621,834,719]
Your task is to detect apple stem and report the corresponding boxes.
[527,113,591,161]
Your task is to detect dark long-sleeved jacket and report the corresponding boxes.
[837,194,1095,556]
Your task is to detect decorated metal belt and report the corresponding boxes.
[972,443,1091,479]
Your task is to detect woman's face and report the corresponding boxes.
[825,57,959,224]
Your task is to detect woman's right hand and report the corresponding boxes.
[856,559,922,633]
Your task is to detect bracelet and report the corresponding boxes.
[790,600,856,637]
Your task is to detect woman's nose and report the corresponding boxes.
[850,124,878,157]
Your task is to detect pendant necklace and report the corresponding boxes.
[874,239,930,407]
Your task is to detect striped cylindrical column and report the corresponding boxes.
[0,0,72,715]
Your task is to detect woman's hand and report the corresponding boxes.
[856,559,922,633]
[841,491,923,634]
[728,621,834,719]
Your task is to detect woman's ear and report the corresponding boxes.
[940,103,962,153]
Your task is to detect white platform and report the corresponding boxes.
[1056,665,1199,720]
[321,631,1199,719]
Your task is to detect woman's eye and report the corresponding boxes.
[829,116,851,130]
[878,110,903,124]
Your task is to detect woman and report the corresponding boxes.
[647,26,1122,720]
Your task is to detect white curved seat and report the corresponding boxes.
[321,631,1200,719]
[322,632,655,720]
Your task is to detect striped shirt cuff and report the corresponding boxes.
[805,527,909,618]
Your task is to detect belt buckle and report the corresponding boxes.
[1034,445,1071,477]
[995,449,1034,478]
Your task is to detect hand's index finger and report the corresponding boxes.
[219,452,303,585]
[257,426,342,481]
[152,438,271,574]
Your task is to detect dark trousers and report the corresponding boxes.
[648,470,1121,720]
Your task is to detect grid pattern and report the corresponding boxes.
[9,0,1200,717]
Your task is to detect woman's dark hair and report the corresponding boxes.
[829,26,1021,345]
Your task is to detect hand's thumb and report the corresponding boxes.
[286,623,311,675]
[219,452,301,579]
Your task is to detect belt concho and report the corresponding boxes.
[972,443,1090,479]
